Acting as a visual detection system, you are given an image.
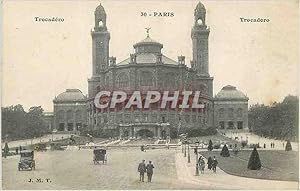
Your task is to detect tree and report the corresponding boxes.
[248,95,298,141]
[207,139,213,151]
[220,144,230,157]
[285,140,292,151]
[25,106,49,138]
[1,105,49,140]
[248,147,261,170]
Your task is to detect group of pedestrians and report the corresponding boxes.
[198,156,218,173]
[137,160,155,183]
[270,142,275,148]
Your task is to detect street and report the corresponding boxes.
[2,148,203,190]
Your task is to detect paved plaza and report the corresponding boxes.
[2,146,299,190]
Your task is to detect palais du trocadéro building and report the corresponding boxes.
[45,2,249,139]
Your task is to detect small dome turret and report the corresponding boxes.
[54,89,86,102]
[215,85,248,101]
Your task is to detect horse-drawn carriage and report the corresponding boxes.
[18,150,35,171]
[93,149,107,164]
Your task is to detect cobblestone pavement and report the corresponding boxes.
[3,148,203,190]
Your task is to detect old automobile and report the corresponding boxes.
[18,150,35,171]
[93,148,107,164]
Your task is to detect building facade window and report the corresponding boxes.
[219,121,225,129]
[164,73,176,89]
[228,108,234,118]
[124,114,131,123]
[151,113,157,122]
[237,108,243,117]
[140,71,153,86]
[57,110,65,121]
[67,110,73,121]
[228,121,234,129]
[118,73,129,88]
[218,108,224,118]
[237,121,243,129]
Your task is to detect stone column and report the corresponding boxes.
[119,127,123,139]
[64,122,68,131]
[131,127,134,138]
[157,127,161,138]
[73,112,76,131]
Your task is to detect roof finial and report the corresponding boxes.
[145,27,151,37]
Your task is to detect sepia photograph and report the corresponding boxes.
[1,0,299,190]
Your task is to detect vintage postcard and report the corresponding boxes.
[1,0,299,190]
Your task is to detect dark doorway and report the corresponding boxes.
[58,123,64,131]
[123,130,129,138]
[161,130,167,140]
[136,129,154,138]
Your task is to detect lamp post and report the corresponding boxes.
[195,144,199,176]
[187,142,191,163]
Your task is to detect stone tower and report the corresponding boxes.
[191,1,210,77]
[91,4,110,76]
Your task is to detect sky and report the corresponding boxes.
[2,0,299,112]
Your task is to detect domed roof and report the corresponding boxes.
[55,89,86,102]
[215,85,248,101]
[133,36,163,48]
[95,4,106,15]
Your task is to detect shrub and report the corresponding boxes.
[248,147,261,170]
[285,140,292,151]
[207,139,213,151]
[185,127,217,138]
[220,144,230,157]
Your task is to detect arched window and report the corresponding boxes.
[218,108,224,118]
[237,108,243,117]
[75,110,82,121]
[228,108,234,118]
[57,110,65,121]
[105,76,109,86]
[197,19,203,25]
[67,110,73,120]
[164,73,175,89]
[199,84,207,94]
[98,20,104,27]
[140,71,153,86]
[118,73,129,88]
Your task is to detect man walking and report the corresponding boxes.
[146,161,155,182]
[138,160,146,182]
[212,156,218,173]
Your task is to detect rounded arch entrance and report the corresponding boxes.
[136,129,154,138]
[118,123,170,139]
